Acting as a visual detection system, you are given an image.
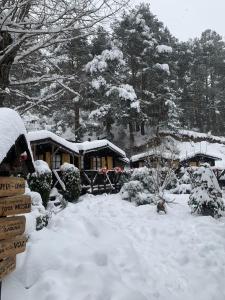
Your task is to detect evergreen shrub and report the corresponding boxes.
[28,160,52,208]
[60,163,81,202]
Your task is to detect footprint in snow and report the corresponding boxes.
[93,252,108,266]
[83,218,100,238]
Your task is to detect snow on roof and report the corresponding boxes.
[131,139,225,168]
[0,108,31,163]
[28,130,79,154]
[161,129,225,144]
[28,130,128,159]
[131,150,176,163]
[76,140,127,158]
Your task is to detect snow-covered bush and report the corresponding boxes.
[171,168,192,194]
[180,169,192,184]
[36,215,49,231]
[49,187,68,210]
[25,186,49,231]
[188,164,225,218]
[120,167,157,205]
[172,184,192,194]
[28,160,52,208]
[121,166,180,205]
[131,167,156,193]
[60,163,81,202]
[118,169,132,186]
[120,180,152,205]
[164,169,179,190]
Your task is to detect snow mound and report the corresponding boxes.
[34,160,51,174]
[0,108,29,163]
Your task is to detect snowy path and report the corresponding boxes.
[3,194,225,300]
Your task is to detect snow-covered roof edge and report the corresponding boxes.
[76,140,128,159]
[28,130,128,160]
[131,150,221,163]
[28,130,79,154]
[160,130,225,144]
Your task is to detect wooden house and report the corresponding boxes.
[0,108,34,176]
[28,130,129,194]
[28,131,80,170]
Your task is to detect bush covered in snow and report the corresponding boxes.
[172,183,192,194]
[120,180,153,205]
[188,164,225,218]
[60,163,81,202]
[25,186,49,231]
[28,160,52,208]
[131,167,156,193]
[120,167,157,205]
[118,169,132,187]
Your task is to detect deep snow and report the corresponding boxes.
[3,194,225,300]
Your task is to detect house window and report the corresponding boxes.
[97,157,101,169]
[52,154,61,169]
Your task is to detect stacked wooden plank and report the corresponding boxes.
[0,177,31,279]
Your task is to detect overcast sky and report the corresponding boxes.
[132,0,225,41]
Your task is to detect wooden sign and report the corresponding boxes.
[0,195,31,217]
[0,216,25,240]
[0,256,16,280]
[0,236,27,259]
[0,177,25,198]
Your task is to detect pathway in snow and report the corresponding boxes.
[3,194,225,300]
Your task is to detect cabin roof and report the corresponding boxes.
[28,130,128,160]
[0,108,33,165]
[28,130,79,154]
[76,140,127,158]
[131,151,177,163]
[131,145,222,164]
[180,152,221,162]
[160,129,225,143]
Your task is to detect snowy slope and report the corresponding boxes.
[3,194,225,300]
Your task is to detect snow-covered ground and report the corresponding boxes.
[3,194,225,300]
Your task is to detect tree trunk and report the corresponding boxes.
[129,122,134,151]
[74,103,80,141]
[0,32,14,107]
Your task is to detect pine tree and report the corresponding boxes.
[113,3,182,135]
[188,164,225,218]
[85,41,140,140]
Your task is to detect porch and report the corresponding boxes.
[52,169,123,195]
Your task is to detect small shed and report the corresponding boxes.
[130,151,179,169]
[28,130,79,170]
[179,153,221,168]
[0,108,34,176]
[131,150,221,170]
